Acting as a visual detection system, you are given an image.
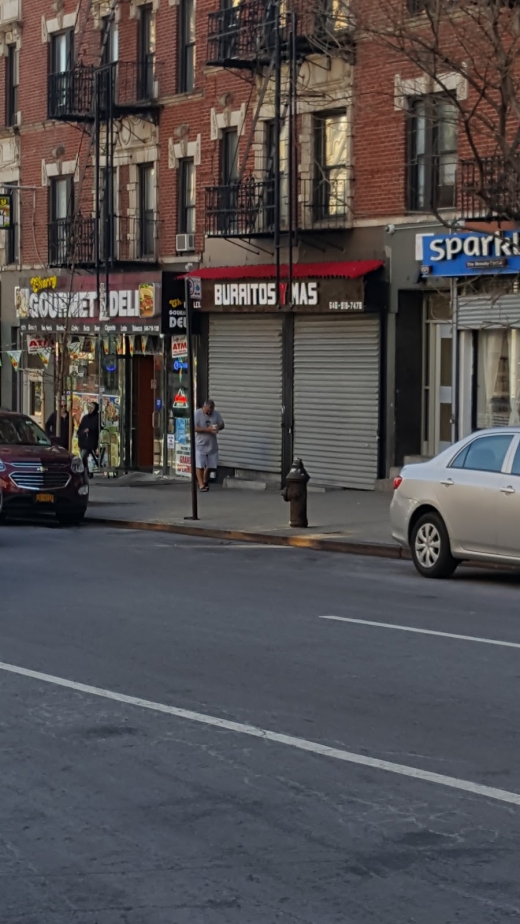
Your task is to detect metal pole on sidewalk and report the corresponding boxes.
[184,265,198,521]
[450,277,459,444]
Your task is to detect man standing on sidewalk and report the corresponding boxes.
[194,399,225,492]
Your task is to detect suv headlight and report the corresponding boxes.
[0,459,5,472]
[71,456,85,474]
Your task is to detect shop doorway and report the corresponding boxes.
[23,371,45,428]
[425,323,452,455]
[133,354,155,469]
[394,292,423,465]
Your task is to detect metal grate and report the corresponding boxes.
[459,156,520,222]
[206,0,351,69]
[47,60,162,123]
[10,472,70,490]
[48,66,96,121]
[48,216,96,267]
[205,174,351,238]
[48,214,159,266]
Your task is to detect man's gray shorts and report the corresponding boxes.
[196,451,218,470]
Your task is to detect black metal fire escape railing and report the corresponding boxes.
[205,175,352,238]
[459,155,520,222]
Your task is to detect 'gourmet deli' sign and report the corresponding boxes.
[16,282,160,334]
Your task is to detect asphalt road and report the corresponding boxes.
[2,523,520,922]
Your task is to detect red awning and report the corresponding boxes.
[182,260,383,280]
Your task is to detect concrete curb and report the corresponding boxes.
[85,516,408,559]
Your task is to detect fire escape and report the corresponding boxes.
[46,6,161,273]
[459,155,520,222]
[204,0,354,263]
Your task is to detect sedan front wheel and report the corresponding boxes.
[411,512,458,579]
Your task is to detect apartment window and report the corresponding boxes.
[5,45,19,127]
[218,129,238,233]
[50,29,74,74]
[178,159,196,234]
[265,120,289,228]
[5,183,18,264]
[101,15,119,65]
[407,96,458,211]
[51,175,73,222]
[139,163,155,256]
[221,128,238,183]
[314,111,348,218]
[178,0,196,93]
[49,175,74,264]
[139,5,155,99]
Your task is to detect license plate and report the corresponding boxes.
[36,493,54,503]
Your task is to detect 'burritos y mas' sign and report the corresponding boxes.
[419,231,520,276]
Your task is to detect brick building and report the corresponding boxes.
[0,0,509,486]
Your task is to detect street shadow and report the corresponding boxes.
[0,520,62,530]
[452,566,520,587]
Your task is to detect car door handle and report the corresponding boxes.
[500,485,516,495]
[440,478,454,487]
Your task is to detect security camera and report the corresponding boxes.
[385,223,396,235]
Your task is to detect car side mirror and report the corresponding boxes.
[50,436,61,446]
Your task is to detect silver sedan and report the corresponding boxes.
[390,427,520,578]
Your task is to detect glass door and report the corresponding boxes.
[24,371,44,428]
[426,323,452,455]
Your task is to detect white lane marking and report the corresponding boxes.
[320,615,520,651]
[0,660,519,806]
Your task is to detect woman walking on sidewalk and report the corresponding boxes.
[78,401,100,478]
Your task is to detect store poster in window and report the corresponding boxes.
[174,408,191,477]
[70,392,121,469]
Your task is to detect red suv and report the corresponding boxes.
[0,410,89,526]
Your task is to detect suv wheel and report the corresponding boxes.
[56,509,86,527]
[411,512,458,579]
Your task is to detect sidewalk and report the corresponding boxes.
[86,479,402,556]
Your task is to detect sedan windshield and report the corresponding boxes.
[0,415,51,446]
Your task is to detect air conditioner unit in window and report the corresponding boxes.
[176,233,195,253]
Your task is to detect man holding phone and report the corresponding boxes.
[194,398,225,491]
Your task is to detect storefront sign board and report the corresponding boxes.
[199,277,365,312]
[17,278,161,333]
[419,231,520,276]
[27,336,48,354]
[161,274,187,332]
[172,335,188,358]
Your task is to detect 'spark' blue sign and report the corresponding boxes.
[420,230,520,277]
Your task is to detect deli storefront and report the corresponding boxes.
[189,261,385,490]
[17,271,168,472]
